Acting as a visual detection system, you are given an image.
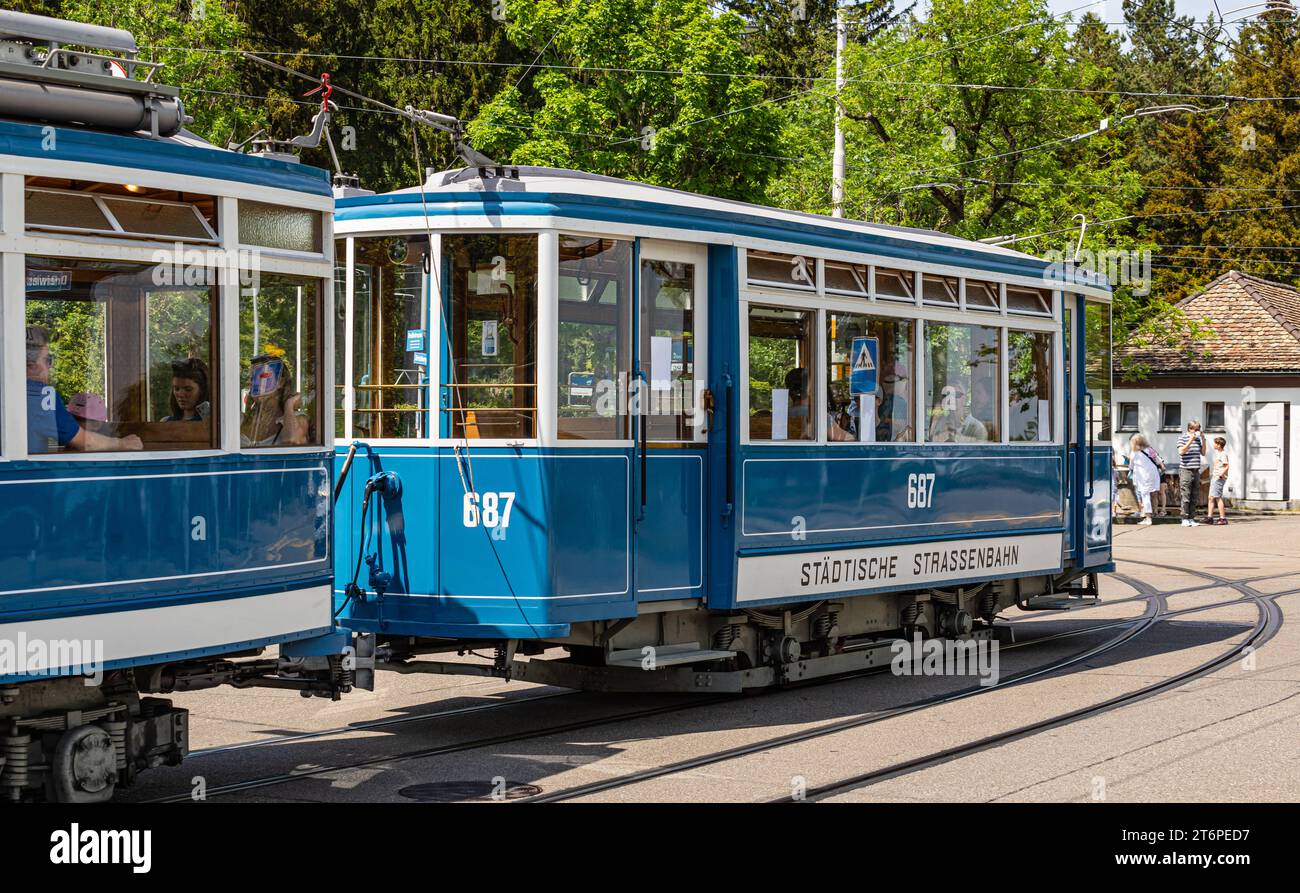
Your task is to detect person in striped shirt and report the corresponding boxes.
[1177,419,1206,527]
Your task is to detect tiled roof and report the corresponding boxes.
[1118,270,1300,374]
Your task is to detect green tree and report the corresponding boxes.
[467,0,784,201]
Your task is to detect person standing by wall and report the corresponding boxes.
[1128,433,1162,526]
[1177,419,1206,527]
[1209,436,1230,526]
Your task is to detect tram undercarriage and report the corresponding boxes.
[373,571,1099,694]
[0,647,370,803]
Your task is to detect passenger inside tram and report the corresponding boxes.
[241,354,310,447]
[25,325,143,454]
[162,358,211,422]
[927,383,989,443]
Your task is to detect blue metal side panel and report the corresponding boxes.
[336,192,1105,290]
[738,446,1064,546]
[336,448,636,639]
[0,451,335,682]
[0,120,332,196]
[637,451,705,601]
[0,453,331,617]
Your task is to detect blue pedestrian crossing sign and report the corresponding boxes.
[849,336,878,395]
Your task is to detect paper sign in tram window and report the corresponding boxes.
[771,388,789,440]
[1037,400,1051,441]
[481,319,498,357]
[859,393,877,442]
[650,335,673,391]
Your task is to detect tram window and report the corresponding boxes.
[1007,285,1052,316]
[239,275,321,448]
[826,312,915,443]
[965,280,1000,312]
[642,258,697,442]
[25,184,218,242]
[1007,330,1053,442]
[875,267,915,302]
[25,256,216,454]
[747,250,815,292]
[351,237,430,440]
[824,260,868,297]
[748,304,815,441]
[239,200,323,254]
[442,233,538,440]
[924,322,1000,443]
[922,274,959,307]
[558,236,632,440]
[1085,300,1112,441]
[334,243,347,438]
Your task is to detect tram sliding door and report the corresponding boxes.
[634,241,708,602]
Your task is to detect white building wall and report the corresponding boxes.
[1112,385,1300,504]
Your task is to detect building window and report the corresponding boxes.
[924,321,1000,443]
[557,235,632,440]
[26,256,217,454]
[1204,401,1226,431]
[748,304,816,441]
[1007,330,1053,442]
[1117,402,1139,432]
[826,312,915,442]
[1160,401,1182,432]
[442,233,538,440]
[240,275,322,448]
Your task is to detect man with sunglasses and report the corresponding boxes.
[25,326,142,454]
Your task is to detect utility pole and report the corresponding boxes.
[831,2,846,218]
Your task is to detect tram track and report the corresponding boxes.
[144,561,1293,803]
[529,563,1287,803]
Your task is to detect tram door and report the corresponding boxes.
[633,241,708,602]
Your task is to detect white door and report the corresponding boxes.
[1245,401,1287,500]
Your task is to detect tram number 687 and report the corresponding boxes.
[463,491,516,529]
[907,473,936,509]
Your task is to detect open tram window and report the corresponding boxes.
[747,249,815,292]
[921,274,959,308]
[558,236,632,440]
[350,236,430,440]
[924,322,1000,443]
[1007,285,1053,316]
[239,275,321,448]
[826,312,914,443]
[641,258,698,442]
[875,267,916,303]
[24,179,218,243]
[748,304,815,441]
[25,256,217,454]
[1008,330,1053,442]
[965,279,1000,312]
[824,260,868,297]
[442,233,538,440]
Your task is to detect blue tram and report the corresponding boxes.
[0,12,356,802]
[331,164,1114,691]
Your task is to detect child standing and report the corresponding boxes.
[1210,436,1230,525]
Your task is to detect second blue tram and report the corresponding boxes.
[331,165,1114,691]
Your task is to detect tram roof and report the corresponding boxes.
[336,166,1110,296]
[0,117,333,198]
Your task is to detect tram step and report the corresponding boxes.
[1019,595,1101,611]
[606,642,737,668]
